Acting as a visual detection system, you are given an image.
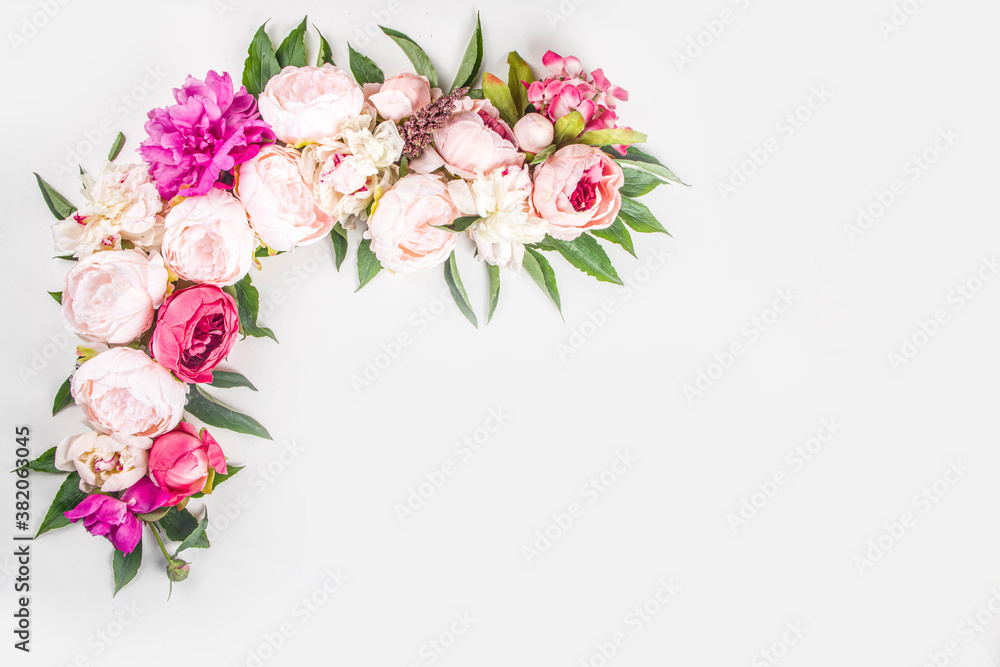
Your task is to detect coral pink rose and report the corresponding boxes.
[61,249,169,345]
[236,145,334,251]
[409,98,523,179]
[162,189,256,287]
[364,174,459,273]
[258,65,365,145]
[366,73,434,122]
[531,144,625,241]
[150,285,239,383]
[148,422,226,506]
[72,347,187,442]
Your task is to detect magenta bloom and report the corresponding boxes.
[64,478,172,553]
[140,71,275,200]
[148,422,227,506]
[527,51,629,138]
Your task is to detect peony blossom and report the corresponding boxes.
[365,72,436,122]
[259,64,365,145]
[531,144,624,240]
[150,285,240,383]
[64,478,172,554]
[447,166,547,271]
[54,431,149,493]
[61,249,169,345]
[140,71,275,200]
[148,422,226,506]
[512,113,555,154]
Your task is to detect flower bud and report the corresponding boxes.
[167,558,190,583]
[513,113,555,154]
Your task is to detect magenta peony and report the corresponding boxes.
[64,478,172,553]
[139,71,275,200]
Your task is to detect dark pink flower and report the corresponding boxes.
[64,478,171,553]
[150,285,239,383]
[140,71,275,200]
[148,422,226,506]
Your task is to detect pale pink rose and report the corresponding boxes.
[236,145,334,251]
[162,188,256,286]
[364,174,459,273]
[54,431,149,493]
[409,98,523,179]
[513,113,555,154]
[258,65,365,145]
[531,144,624,241]
[367,73,433,122]
[61,249,169,345]
[71,347,187,441]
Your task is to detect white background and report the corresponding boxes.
[2,0,1000,665]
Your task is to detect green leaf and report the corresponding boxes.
[522,248,562,315]
[209,371,257,391]
[487,263,500,324]
[186,385,272,440]
[380,26,438,88]
[591,220,636,258]
[618,196,670,235]
[108,132,125,161]
[620,169,662,198]
[482,73,517,126]
[432,215,479,233]
[192,465,244,498]
[507,51,534,115]
[554,111,586,145]
[605,145,661,165]
[135,508,169,522]
[275,16,308,68]
[548,234,623,285]
[348,43,384,85]
[34,173,76,220]
[224,274,277,342]
[467,88,485,100]
[450,12,483,92]
[36,473,87,537]
[158,507,210,548]
[52,376,73,415]
[577,128,648,148]
[617,158,689,192]
[12,447,59,474]
[356,239,382,291]
[173,510,209,556]
[48,290,62,305]
[531,145,556,165]
[330,224,348,272]
[55,254,77,261]
[113,540,142,596]
[243,22,281,97]
[399,156,409,178]
[316,26,335,66]
[528,237,557,252]
[444,251,478,328]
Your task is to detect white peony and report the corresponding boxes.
[55,431,149,493]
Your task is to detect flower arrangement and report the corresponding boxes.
[24,14,685,595]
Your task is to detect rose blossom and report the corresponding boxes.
[55,431,149,493]
[236,145,334,251]
[258,64,365,145]
[512,113,555,154]
[52,162,166,258]
[162,188,256,286]
[61,249,169,345]
[72,347,187,442]
[531,144,625,240]
[409,98,523,179]
[447,167,547,271]
[150,285,239,383]
[65,478,172,553]
[148,422,226,506]
[364,174,459,273]
[139,71,275,200]
[366,72,435,122]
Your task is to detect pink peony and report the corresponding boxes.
[527,51,629,137]
[140,71,275,200]
[366,73,435,123]
[531,144,624,241]
[64,478,172,553]
[148,422,226,506]
[150,285,240,383]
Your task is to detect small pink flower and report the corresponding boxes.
[148,422,226,506]
[64,478,171,553]
[527,51,629,138]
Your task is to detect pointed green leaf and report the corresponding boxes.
[617,158,689,191]
[243,22,281,97]
[522,248,562,315]
[173,510,209,555]
[590,221,636,258]
[330,224,348,272]
[186,385,272,440]
[507,51,534,115]
[548,234,623,285]
[618,196,669,235]
[113,540,142,596]
[450,13,483,92]
[36,473,87,537]
[604,145,661,165]
[620,169,662,198]
[108,132,125,161]
[356,239,382,291]
[275,16,308,68]
[158,508,210,548]
[554,110,586,145]
[432,215,479,233]
[12,447,59,474]
[209,371,257,391]
[48,290,62,305]
[380,26,438,88]
[316,26,335,66]
[487,263,500,324]
[348,43,384,85]
[224,274,277,342]
[53,376,73,415]
[531,145,556,165]
[34,173,76,220]
[444,251,478,328]
[482,73,517,126]
[577,128,647,148]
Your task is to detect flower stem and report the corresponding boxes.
[147,522,172,561]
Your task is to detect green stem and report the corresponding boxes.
[147,522,172,561]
